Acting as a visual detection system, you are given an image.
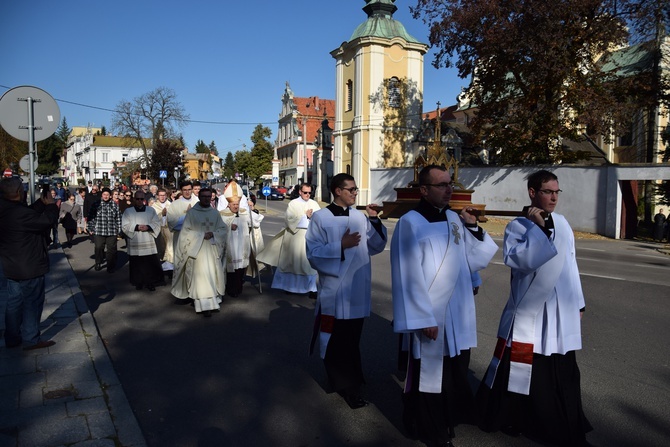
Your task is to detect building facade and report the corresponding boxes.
[273,82,335,193]
[330,0,427,204]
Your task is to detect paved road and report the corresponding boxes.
[63,201,670,447]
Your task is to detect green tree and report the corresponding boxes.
[56,117,71,146]
[148,139,184,186]
[208,140,219,156]
[411,0,645,164]
[35,134,61,175]
[234,149,253,182]
[223,151,235,179]
[245,124,273,184]
[194,139,209,153]
[0,126,27,172]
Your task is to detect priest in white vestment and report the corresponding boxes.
[306,173,387,409]
[171,188,227,317]
[220,181,263,297]
[391,165,498,446]
[167,181,198,299]
[122,191,164,291]
[258,182,320,296]
[151,187,173,273]
[478,170,592,446]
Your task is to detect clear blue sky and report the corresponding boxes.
[0,0,465,157]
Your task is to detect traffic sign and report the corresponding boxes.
[262,186,271,197]
[159,170,167,178]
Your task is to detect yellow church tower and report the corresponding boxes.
[330,0,427,204]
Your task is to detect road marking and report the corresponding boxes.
[634,253,669,260]
[579,247,605,252]
[579,272,624,280]
[634,264,669,270]
[577,257,602,262]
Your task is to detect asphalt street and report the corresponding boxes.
[61,199,670,447]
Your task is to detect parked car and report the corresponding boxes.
[269,188,285,200]
[275,185,288,194]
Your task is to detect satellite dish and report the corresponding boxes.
[0,85,60,142]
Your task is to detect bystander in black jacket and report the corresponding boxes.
[0,196,58,280]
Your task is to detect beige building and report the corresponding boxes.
[330,0,428,204]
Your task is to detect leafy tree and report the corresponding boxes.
[234,149,253,182]
[410,0,648,164]
[223,151,235,179]
[194,139,209,153]
[110,86,189,170]
[208,140,219,156]
[0,126,26,172]
[245,124,273,183]
[35,134,61,175]
[56,117,71,146]
[147,139,184,186]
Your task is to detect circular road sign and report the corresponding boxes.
[262,186,271,197]
[0,86,60,142]
[19,154,38,172]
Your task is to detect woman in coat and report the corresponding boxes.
[59,194,82,248]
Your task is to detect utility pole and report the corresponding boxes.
[303,117,308,184]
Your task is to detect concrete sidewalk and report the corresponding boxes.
[0,248,146,447]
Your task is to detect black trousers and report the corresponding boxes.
[94,235,117,270]
[226,268,245,297]
[403,350,475,446]
[323,318,365,395]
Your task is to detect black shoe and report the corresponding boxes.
[148,286,156,292]
[343,394,368,409]
[174,298,193,305]
[202,310,212,317]
[136,285,143,290]
[107,268,115,274]
[94,264,102,271]
[308,291,317,300]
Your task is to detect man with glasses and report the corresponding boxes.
[306,173,387,409]
[258,182,320,298]
[391,165,498,447]
[151,188,174,274]
[167,181,199,302]
[478,169,592,446]
[121,191,163,291]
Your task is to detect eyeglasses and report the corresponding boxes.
[135,197,145,201]
[538,189,562,196]
[423,182,454,190]
[340,186,359,193]
[124,194,131,197]
[300,190,311,194]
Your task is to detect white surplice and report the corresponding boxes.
[122,206,161,256]
[258,196,320,293]
[151,199,173,264]
[305,207,387,358]
[482,213,585,395]
[220,207,264,272]
[391,209,498,393]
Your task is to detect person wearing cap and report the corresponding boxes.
[122,190,164,291]
[219,181,263,297]
[171,188,227,316]
[0,176,59,350]
[87,180,93,193]
[87,187,121,273]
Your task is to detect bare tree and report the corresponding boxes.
[111,87,189,166]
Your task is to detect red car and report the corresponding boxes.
[275,186,288,194]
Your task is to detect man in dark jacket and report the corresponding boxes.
[0,177,59,350]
